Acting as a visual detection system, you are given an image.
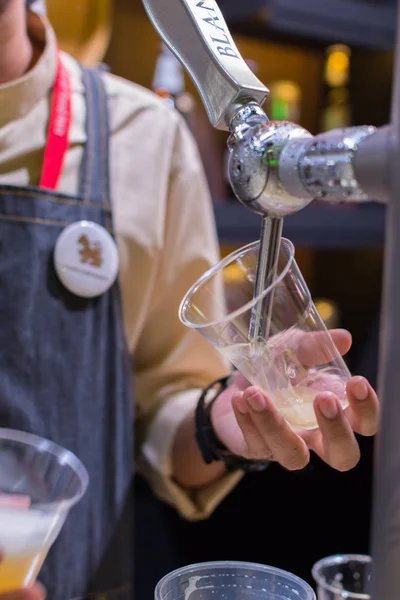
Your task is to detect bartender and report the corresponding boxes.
[0,0,379,598]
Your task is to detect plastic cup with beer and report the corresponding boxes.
[179,239,350,430]
[155,561,316,600]
[0,428,88,593]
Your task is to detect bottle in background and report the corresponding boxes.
[152,44,196,122]
[269,81,302,123]
[321,44,352,131]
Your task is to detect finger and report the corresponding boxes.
[296,329,352,368]
[0,583,46,600]
[232,392,273,460]
[329,329,353,356]
[345,376,380,437]
[242,387,310,471]
[311,392,361,471]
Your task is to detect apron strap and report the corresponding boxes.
[79,68,111,210]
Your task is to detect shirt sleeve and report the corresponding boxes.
[134,114,243,521]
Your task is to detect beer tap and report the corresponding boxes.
[142,1,400,599]
[142,0,386,344]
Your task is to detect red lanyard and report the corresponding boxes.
[39,52,72,191]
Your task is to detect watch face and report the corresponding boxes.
[219,451,270,473]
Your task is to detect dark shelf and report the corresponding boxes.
[221,0,397,50]
[214,202,386,249]
[219,0,266,21]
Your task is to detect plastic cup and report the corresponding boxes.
[155,561,316,600]
[312,555,372,600]
[0,428,89,593]
[179,238,351,430]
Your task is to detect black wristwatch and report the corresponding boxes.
[195,376,269,473]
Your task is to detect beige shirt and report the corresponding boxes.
[0,11,241,520]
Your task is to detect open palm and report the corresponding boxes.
[211,329,379,472]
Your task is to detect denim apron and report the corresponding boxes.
[0,67,134,599]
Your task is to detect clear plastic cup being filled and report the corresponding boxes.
[155,561,316,600]
[0,428,88,593]
[179,238,351,430]
[312,555,372,600]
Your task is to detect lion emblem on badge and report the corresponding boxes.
[78,234,103,268]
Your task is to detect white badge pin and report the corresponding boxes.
[54,221,119,298]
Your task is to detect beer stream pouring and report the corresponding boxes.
[142,0,400,598]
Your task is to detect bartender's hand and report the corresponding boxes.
[212,329,379,472]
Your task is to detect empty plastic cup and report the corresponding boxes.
[0,428,89,593]
[312,554,372,599]
[155,561,316,600]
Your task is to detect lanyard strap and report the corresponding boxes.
[39,52,72,191]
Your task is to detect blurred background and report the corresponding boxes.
[46,0,395,596]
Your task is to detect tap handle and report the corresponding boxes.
[142,0,269,130]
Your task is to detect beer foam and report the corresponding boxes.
[0,509,61,556]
